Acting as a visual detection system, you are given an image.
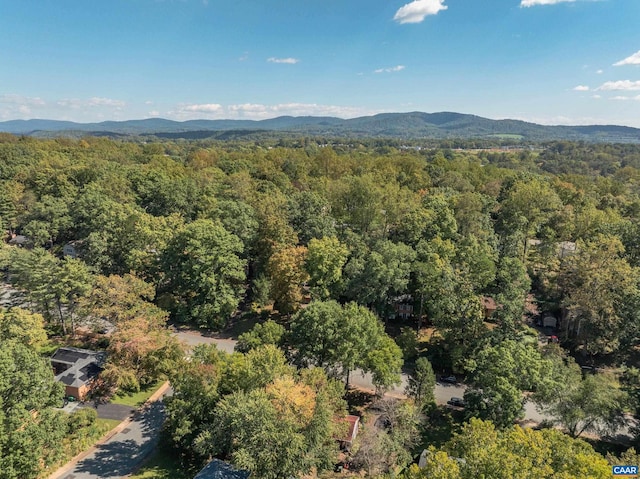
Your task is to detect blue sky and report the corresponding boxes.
[1,0,639,126]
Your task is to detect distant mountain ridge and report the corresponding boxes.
[1,112,639,143]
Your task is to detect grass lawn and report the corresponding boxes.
[130,448,194,479]
[96,417,122,430]
[112,380,165,407]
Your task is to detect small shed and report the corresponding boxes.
[336,415,360,450]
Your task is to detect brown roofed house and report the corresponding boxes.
[482,296,498,319]
[336,415,360,451]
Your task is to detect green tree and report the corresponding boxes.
[534,349,627,437]
[406,356,436,409]
[164,344,223,463]
[367,335,403,392]
[10,247,59,322]
[209,198,258,256]
[51,257,93,336]
[219,345,295,395]
[289,190,336,244]
[267,245,309,314]
[305,236,348,300]
[492,256,531,338]
[331,174,384,236]
[445,419,611,479]
[558,235,640,356]
[0,339,66,479]
[496,175,563,259]
[455,234,497,292]
[412,237,457,330]
[9,249,93,335]
[235,320,285,353]
[0,307,47,348]
[343,240,416,316]
[464,340,544,428]
[160,219,246,328]
[400,453,461,479]
[197,377,341,479]
[252,191,298,270]
[22,195,72,248]
[288,301,402,388]
[80,273,167,327]
[287,300,344,372]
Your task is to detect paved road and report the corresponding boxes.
[173,330,551,422]
[51,393,169,479]
[58,402,135,422]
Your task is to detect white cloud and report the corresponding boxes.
[170,102,379,121]
[88,97,125,107]
[597,80,640,91]
[592,94,601,99]
[0,94,46,106]
[267,57,299,64]
[226,102,374,119]
[573,85,590,91]
[181,103,223,113]
[611,95,640,101]
[148,110,160,117]
[393,0,447,24]
[614,50,640,67]
[0,94,47,120]
[57,97,125,109]
[374,65,406,73]
[596,69,603,74]
[0,94,131,121]
[521,0,576,6]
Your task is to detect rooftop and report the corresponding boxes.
[194,459,251,479]
[336,415,360,444]
[51,347,106,388]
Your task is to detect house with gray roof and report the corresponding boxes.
[51,347,106,400]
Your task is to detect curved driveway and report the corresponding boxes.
[49,387,170,479]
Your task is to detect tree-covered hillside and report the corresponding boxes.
[2,112,640,142]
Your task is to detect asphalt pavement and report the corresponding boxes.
[173,329,548,418]
[50,388,170,479]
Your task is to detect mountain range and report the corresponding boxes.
[1,112,639,143]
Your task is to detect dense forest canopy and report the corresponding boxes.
[2,134,640,478]
[2,135,640,360]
